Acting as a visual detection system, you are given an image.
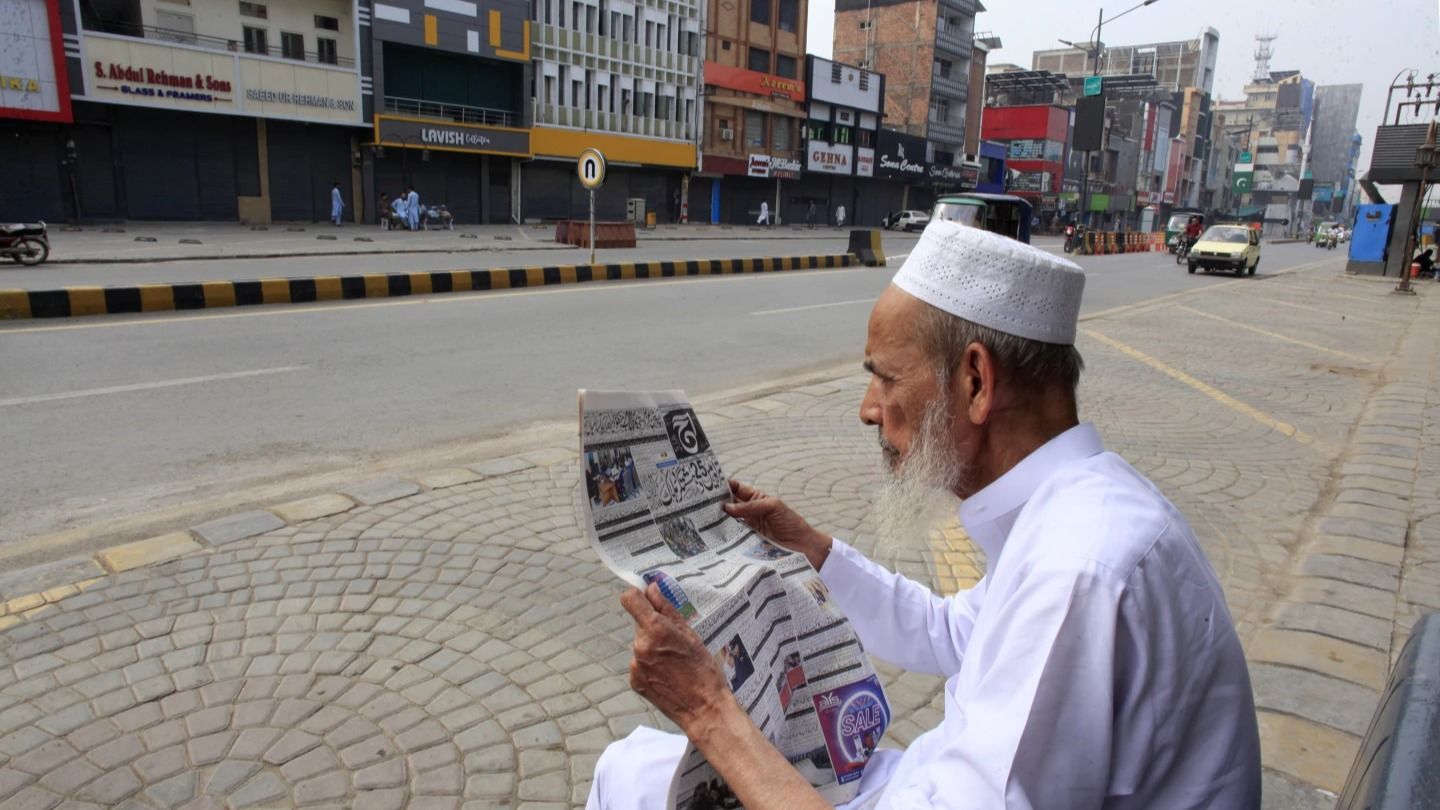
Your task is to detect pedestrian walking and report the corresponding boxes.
[835,204,846,228]
[330,182,344,225]
[806,201,816,229]
[757,200,770,227]
[405,186,420,231]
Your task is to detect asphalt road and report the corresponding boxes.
[0,237,1322,557]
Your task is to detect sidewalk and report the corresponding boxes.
[0,258,1433,809]
[36,222,865,264]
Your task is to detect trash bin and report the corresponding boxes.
[645,211,656,229]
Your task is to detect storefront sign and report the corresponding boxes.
[1,0,72,122]
[1008,171,1049,192]
[375,115,531,157]
[929,163,964,185]
[770,156,801,179]
[875,129,927,181]
[856,147,875,178]
[747,154,771,177]
[1007,139,1045,160]
[80,33,363,125]
[704,62,805,101]
[960,164,979,188]
[807,141,853,175]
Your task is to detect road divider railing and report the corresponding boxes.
[0,254,864,320]
[1074,230,1169,256]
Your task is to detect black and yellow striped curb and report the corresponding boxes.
[0,254,865,320]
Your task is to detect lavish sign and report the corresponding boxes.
[874,129,927,181]
[80,33,362,125]
[807,141,853,175]
[0,0,72,122]
[375,115,532,157]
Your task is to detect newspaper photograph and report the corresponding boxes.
[579,390,892,809]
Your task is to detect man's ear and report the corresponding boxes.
[958,342,997,426]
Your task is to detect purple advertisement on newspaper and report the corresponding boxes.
[812,675,890,785]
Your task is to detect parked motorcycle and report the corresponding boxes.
[0,222,49,266]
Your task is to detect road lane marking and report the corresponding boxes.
[1209,291,1393,326]
[0,366,306,408]
[1081,328,1315,446]
[1174,305,1373,363]
[0,267,877,335]
[751,298,875,316]
[1080,258,1334,322]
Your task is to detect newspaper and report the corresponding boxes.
[579,390,891,809]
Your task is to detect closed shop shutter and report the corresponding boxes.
[268,121,352,222]
[115,107,238,221]
[0,125,65,221]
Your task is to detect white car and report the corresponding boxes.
[886,210,930,232]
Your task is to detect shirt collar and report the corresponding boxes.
[958,422,1104,565]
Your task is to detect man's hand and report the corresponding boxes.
[622,584,736,735]
[723,480,833,570]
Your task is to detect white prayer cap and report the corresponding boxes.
[891,220,1085,345]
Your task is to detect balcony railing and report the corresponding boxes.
[532,102,692,141]
[85,21,355,68]
[383,96,520,128]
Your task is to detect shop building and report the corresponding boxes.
[979,98,1069,226]
[525,0,702,222]
[695,0,807,224]
[364,0,531,224]
[4,0,366,223]
[796,55,888,224]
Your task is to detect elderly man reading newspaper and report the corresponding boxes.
[589,221,1262,809]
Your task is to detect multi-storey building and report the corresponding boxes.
[694,0,807,223]
[832,0,979,174]
[1309,84,1363,219]
[4,0,368,222]
[1216,68,1315,233]
[797,55,884,223]
[526,0,703,221]
[364,0,531,224]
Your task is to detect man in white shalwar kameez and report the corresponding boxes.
[592,220,1261,810]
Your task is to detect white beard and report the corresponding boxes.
[873,394,967,559]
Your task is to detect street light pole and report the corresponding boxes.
[1070,0,1160,231]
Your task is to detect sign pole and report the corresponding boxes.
[576,148,607,266]
[589,188,596,266]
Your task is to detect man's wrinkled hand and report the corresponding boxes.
[622,584,735,735]
[723,480,832,570]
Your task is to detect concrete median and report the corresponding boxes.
[0,253,862,320]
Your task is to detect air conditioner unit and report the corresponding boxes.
[720,127,734,141]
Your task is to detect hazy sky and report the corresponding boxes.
[807,0,1440,169]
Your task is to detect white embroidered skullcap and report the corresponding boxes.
[891,220,1085,345]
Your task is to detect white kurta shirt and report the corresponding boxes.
[820,423,1261,809]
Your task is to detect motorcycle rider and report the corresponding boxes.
[1181,215,1203,256]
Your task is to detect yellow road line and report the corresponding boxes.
[1081,258,1333,323]
[1082,328,1315,446]
[1174,305,1373,363]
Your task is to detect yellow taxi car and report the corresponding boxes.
[1187,224,1261,276]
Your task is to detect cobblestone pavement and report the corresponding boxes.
[0,258,1435,808]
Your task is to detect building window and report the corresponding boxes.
[744,110,765,147]
[316,37,337,64]
[929,96,949,123]
[772,116,791,151]
[750,0,770,26]
[857,128,874,148]
[777,0,797,32]
[280,32,304,60]
[242,26,268,55]
[776,54,797,79]
[748,47,770,74]
[314,15,338,30]
[936,60,952,79]
[834,125,852,145]
[239,2,266,19]
[858,71,869,91]
[858,18,871,29]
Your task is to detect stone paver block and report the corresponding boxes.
[191,510,286,546]
[269,493,356,524]
[1250,663,1377,737]
[144,771,197,809]
[414,468,484,489]
[340,478,422,507]
[0,557,105,602]
[203,760,259,795]
[1274,602,1392,651]
[228,770,286,809]
[98,533,203,574]
[518,447,574,467]
[466,456,533,477]
[1248,628,1388,689]
[261,729,321,765]
[1257,710,1360,795]
[354,758,406,790]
